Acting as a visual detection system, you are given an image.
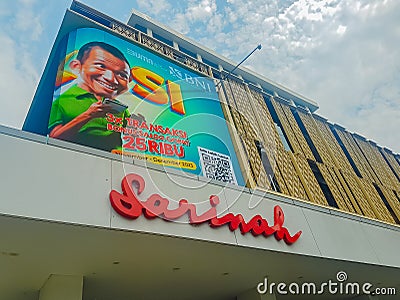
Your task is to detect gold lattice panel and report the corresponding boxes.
[353,137,384,185]
[340,170,376,219]
[241,135,270,189]
[222,80,264,188]
[314,118,353,172]
[355,138,400,191]
[229,108,246,137]
[293,154,328,206]
[334,129,375,183]
[280,104,315,160]
[273,162,290,195]
[270,98,303,154]
[348,135,380,184]
[380,186,400,222]
[225,79,259,135]
[380,149,400,190]
[331,167,362,214]
[358,178,395,224]
[276,149,308,201]
[317,164,355,213]
[297,111,336,167]
[250,90,282,152]
[267,100,289,156]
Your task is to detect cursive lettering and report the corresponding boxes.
[110,173,302,244]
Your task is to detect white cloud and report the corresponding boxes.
[0,34,38,128]
[13,9,43,40]
[336,25,347,35]
[136,0,171,15]
[170,0,399,151]
[1,0,398,152]
[0,0,42,128]
[186,0,217,21]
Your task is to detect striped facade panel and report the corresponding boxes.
[249,90,280,154]
[340,170,376,219]
[249,89,287,192]
[347,136,380,184]
[380,149,400,190]
[379,186,400,222]
[314,118,353,173]
[221,79,270,190]
[273,163,290,195]
[352,137,386,185]
[355,138,400,191]
[317,163,356,213]
[297,111,336,167]
[225,79,258,134]
[334,128,377,183]
[270,98,303,155]
[279,103,315,160]
[292,154,328,206]
[358,178,395,224]
[242,135,270,189]
[276,148,308,201]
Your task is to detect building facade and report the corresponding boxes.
[1,1,400,299]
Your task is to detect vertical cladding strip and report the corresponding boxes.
[269,98,315,198]
[234,83,271,190]
[291,153,328,206]
[297,111,335,167]
[249,89,280,153]
[357,138,400,191]
[329,166,360,214]
[248,88,285,190]
[221,80,257,188]
[336,129,374,182]
[270,99,302,155]
[332,167,363,215]
[269,98,313,200]
[273,145,290,195]
[269,99,298,156]
[340,169,377,219]
[277,148,309,201]
[244,135,271,189]
[353,137,384,185]
[380,185,400,222]
[300,114,362,211]
[358,178,395,224]
[317,163,355,213]
[217,84,256,188]
[380,149,400,189]
[255,95,291,194]
[280,104,315,160]
[346,134,378,183]
[316,119,353,172]
[224,79,270,189]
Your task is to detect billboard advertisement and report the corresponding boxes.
[28,27,244,185]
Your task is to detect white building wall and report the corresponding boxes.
[1,125,400,269]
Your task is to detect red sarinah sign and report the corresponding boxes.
[110,174,302,244]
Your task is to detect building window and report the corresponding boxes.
[152,32,173,46]
[202,58,219,70]
[274,123,291,151]
[134,24,147,34]
[308,160,339,208]
[179,46,197,58]
[255,140,280,192]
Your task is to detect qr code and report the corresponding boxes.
[198,147,237,185]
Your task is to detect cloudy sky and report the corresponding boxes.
[0,0,399,152]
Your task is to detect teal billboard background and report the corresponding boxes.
[50,27,245,185]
